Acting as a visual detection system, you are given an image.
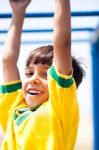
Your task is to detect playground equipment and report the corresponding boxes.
[91,24,99,150]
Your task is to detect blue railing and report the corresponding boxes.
[0,11,99,19]
[0,27,95,34]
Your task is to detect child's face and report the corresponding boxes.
[22,64,49,109]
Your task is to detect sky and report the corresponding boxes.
[0,0,99,149]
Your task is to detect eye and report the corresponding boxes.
[41,72,47,79]
[25,72,34,77]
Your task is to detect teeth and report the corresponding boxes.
[28,90,42,95]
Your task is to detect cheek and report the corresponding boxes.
[42,83,49,101]
[22,80,28,96]
[43,81,49,95]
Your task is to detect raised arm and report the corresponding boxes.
[53,0,72,75]
[2,0,31,82]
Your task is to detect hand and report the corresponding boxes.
[9,0,31,15]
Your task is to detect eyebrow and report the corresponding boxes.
[42,65,49,69]
[25,65,49,70]
[25,67,32,71]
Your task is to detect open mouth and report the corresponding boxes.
[28,90,43,95]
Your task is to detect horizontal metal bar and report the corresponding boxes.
[0,11,99,19]
[0,27,95,34]
[0,39,91,45]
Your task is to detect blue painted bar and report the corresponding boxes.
[0,39,91,45]
[91,25,99,150]
[0,27,95,34]
[0,11,99,19]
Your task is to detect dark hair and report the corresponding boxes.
[72,57,85,88]
[26,45,85,88]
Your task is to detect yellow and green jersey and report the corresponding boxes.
[0,65,79,150]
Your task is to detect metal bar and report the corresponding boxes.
[0,11,99,19]
[0,27,95,34]
[0,39,91,45]
[91,25,99,150]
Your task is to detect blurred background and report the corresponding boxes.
[0,0,99,149]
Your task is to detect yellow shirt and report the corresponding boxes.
[0,65,79,150]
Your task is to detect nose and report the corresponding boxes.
[29,74,40,85]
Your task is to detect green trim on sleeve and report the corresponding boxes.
[49,65,74,88]
[0,82,22,94]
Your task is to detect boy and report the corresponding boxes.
[0,0,84,149]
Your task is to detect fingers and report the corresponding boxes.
[10,0,20,1]
[9,0,31,3]
[9,0,31,7]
